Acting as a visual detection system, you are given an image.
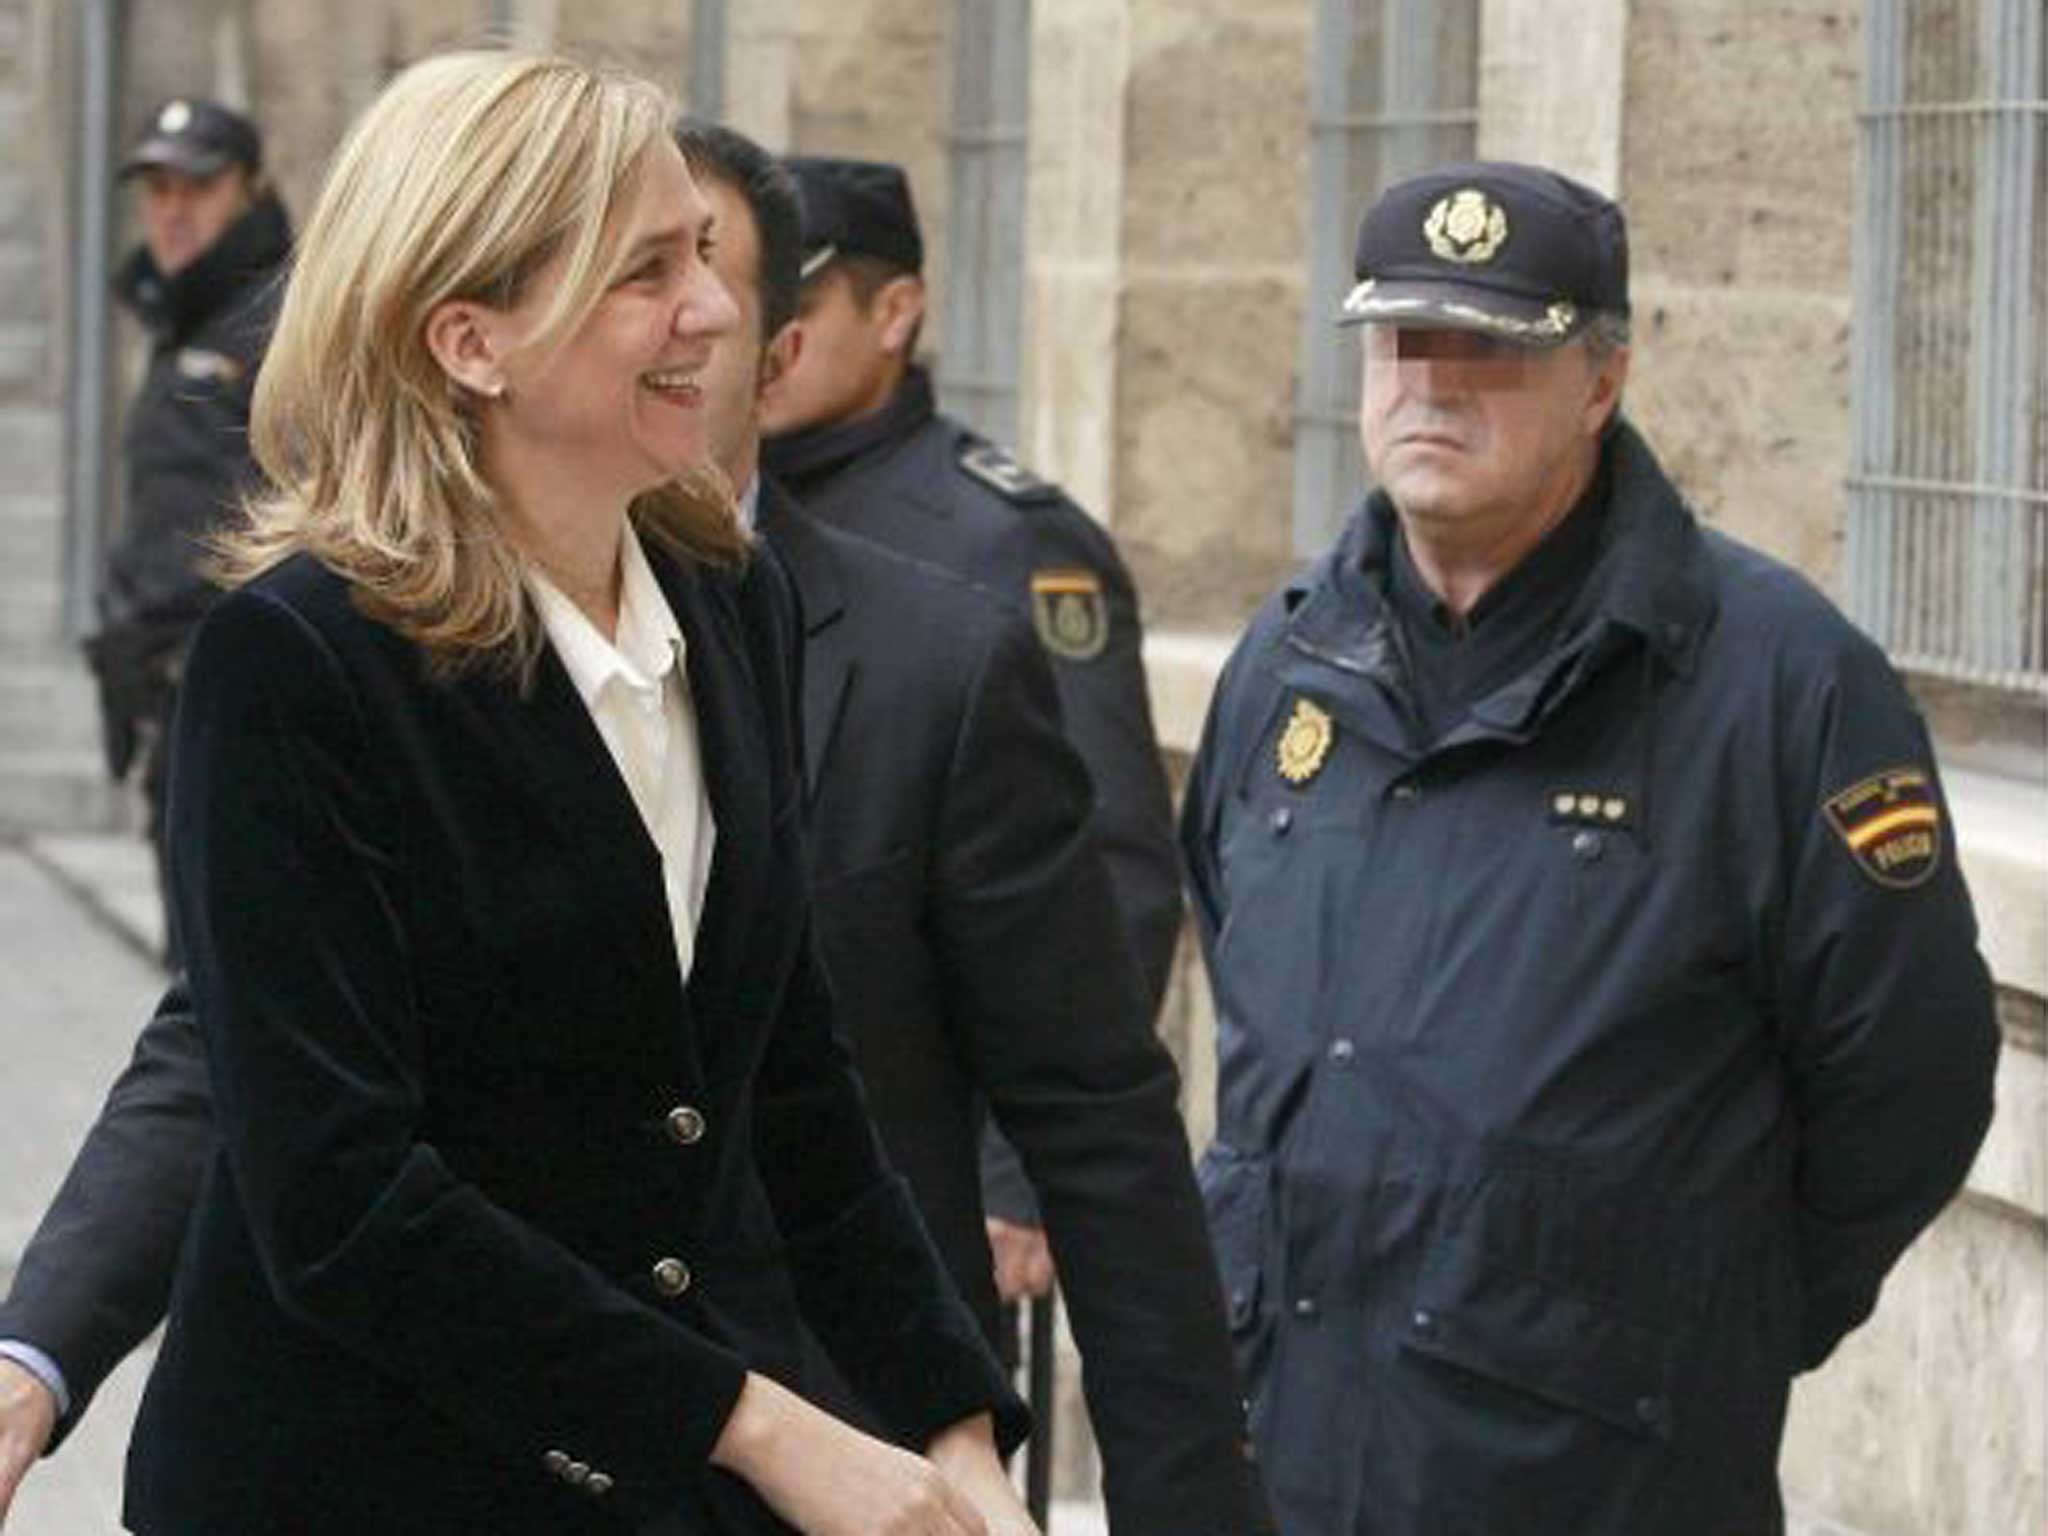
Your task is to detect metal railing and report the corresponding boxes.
[1291,0,1479,556]
[1847,0,2046,693]
[936,0,1032,449]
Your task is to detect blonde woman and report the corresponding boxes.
[123,51,1034,1536]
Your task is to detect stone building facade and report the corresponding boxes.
[1,1,2040,1531]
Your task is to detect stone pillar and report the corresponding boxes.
[1111,0,1311,629]
[1476,0,1626,193]
[725,0,796,150]
[1018,0,1130,519]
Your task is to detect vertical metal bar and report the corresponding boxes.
[937,0,1029,447]
[62,0,124,638]
[1292,0,1357,557]
[1024,1292,1056,1527]
[690,0,727,120]
[1847,0,1902,650]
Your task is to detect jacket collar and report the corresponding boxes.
[754,475,855,800]
[760,365,936,493]
[115,192,292,343]
[1273,419,1715,751]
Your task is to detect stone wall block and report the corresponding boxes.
[1121,12,1307,268]
[1115,271,1301,625]
[1624,281,1852,587]
[1625,0,1859,292]
[1782,1201,2047,1535]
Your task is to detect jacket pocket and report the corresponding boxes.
[1401,1232,1678,1441]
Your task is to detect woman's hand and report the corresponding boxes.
[927,1413,1041,1536]
[710,1372,990,1536]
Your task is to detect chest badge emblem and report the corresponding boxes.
[1276,697,1335,785]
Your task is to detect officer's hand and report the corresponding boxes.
[0,1356,57,1528]
[986,1218,1055,1303]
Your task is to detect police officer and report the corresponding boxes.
[91,98,290,964]
[760,156,1183,1305]
[1181,162,1999,1535]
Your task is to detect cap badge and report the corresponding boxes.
[1424,189,1508,265]
[1276,698,1335,786]
[159,100,193,134]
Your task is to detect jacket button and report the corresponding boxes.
[665,1105,707,1145]
[1635,1395,1665,1427]
[1572,829,1605,862]
[1269,806,1293,835]
[563,1460,591,1485]
[542,1450,571,1477]
[1291,1295,1319,1319]
[652,1256,692,1296]
[1327,1037,1356,1066]
[586,1472,615,1497]
[1390,780,1421,803]
[1411,1308,1437,1334]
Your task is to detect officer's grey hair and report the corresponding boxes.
[1581,310,1632,364]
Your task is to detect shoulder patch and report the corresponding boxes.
[1822,765,1943,889]
[1030,567,1109,661]
[959,441,1050,502]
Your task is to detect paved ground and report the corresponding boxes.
[0,832,1107,1536]
[0,836,165,1536]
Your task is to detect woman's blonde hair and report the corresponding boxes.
[224,49,746,683]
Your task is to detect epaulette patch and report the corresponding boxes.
[959,441,1049,502]
[1822,765,1943,889]
[176,348,244,384]
[1030,567,1109,662]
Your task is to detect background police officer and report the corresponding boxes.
[760,158,1183,1310]
[1182,162,1998,1535]
[91,98,290,965]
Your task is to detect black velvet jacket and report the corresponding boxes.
[123,543,1020,1535]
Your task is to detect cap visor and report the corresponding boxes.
[1338,278,1583,348]
[119,142,234,180]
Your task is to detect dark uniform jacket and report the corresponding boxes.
[2,490,1268,1534]
[762,368,1181,1010]
[90,195,290,778]
[764,370,1184,1226]
[122,545,1021,1535]
[104,193,288,637]
[1181,422,1998,1536]
[765,483,1268,1533]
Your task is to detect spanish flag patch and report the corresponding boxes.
[1823,765,1943,889]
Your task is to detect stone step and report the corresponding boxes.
[0,648,102,754]
[0,491,63,576]
[0,407,61,496]
[0,745,129,833]
[0,321,48,392]
[0,576,62,644]
[0,244,46,326]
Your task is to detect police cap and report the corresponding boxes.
[784,156,924,280]
[1339,161,1628,348]
[121,97,263,181]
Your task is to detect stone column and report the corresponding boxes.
[1017,0,1130,521]
[1476,0,1626,193]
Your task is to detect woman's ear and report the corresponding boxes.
[424,300,507,399]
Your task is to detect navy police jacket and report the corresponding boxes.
[1181,421,1998,1535]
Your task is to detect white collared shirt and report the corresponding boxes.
[527,527,715,985]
